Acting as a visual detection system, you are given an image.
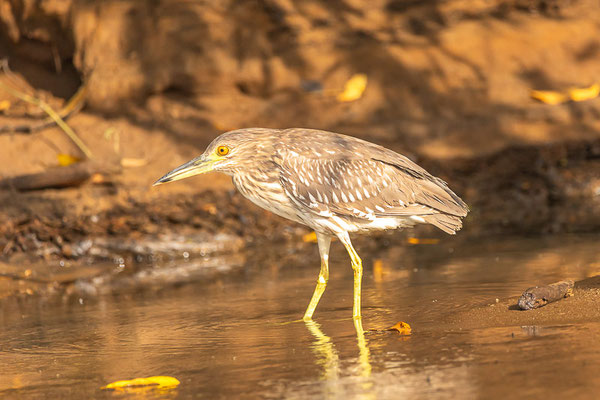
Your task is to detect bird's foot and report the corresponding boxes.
[302,315,313,322]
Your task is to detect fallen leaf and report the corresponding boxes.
[57,154,81,167]
[201,203,217,215]
[0,100,10,111]
[530,89,567,105]
[121,158,147,168]
[102,376,180,390]
[387,321,412,335]
[568,83,599,102]
[407,237,440,245]
[337,73,368,102]
[373,259,386,283]
[303,232,317,243]
[90,173,107,184]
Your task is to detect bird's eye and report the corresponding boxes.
[216,146,230,156]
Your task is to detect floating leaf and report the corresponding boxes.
[568,83,599,102]
[407,237,440,245]
[303,232,317,243]
[368,320,412,335]
[530,89,567,105]
[387,321,412,335]
[102,376,180,390]
[57,154,81,167]
[0,100,10,111]
[337,74,368,102]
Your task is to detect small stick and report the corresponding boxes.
[0,83,87,134]
[0,161,116,191]
[0,60,93,159]
[517,280,574,310]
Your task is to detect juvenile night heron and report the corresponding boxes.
[155,128,468,321]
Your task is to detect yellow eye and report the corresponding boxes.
[216,146,230,156]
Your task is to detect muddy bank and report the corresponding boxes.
[440,137,600,235]
[0,188,308,264]
[1,0,598,256]
[1,136,598,266]
[0,0,599,300]
[2,0,600,160]
[449,275,600,330]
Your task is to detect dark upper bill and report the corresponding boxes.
[153,156,214,186]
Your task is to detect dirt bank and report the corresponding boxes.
[1,135,598,267]
[2,0,600,157]
[0,0,599,290]
[449,275,600,330]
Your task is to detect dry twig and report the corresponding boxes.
[0,59,93,159]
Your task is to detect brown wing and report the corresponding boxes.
[277,128,468,215]
[277,152,468,233]
[279,158,395,220]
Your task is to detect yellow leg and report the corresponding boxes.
[338,232,362,320]
[303,232,332,321]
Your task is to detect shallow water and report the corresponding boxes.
[1,234,599,398]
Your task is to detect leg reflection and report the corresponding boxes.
[304,319,374,395]
[353,318,372,380]
[304,320,340,382]
[304,318,375,400]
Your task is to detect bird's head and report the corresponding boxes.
[153,128,277,186]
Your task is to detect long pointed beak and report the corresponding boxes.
[153,156,215,186]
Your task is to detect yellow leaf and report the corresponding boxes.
[530,89,567,105]
[387,321,412,335]
[90,173,107,184]
[121,158,147,168]
[373,259,386,283]
[0,100,10,111]
[57,154,81,167]
[407,237,440,245]
[201,203,217,215]
[568,83,599,102]
[303,232,317,243]
[102,376,180,390]
[337,73,368,102]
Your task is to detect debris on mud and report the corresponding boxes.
[1,0,599,301]
[449,275,600,329]
[0,189,307,266]
[0,161,119,191]
[517,280,574,310]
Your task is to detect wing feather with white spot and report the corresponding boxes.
[275,128,468,219]
[278,157,430,221]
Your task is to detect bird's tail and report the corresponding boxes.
[422,213,464,235]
